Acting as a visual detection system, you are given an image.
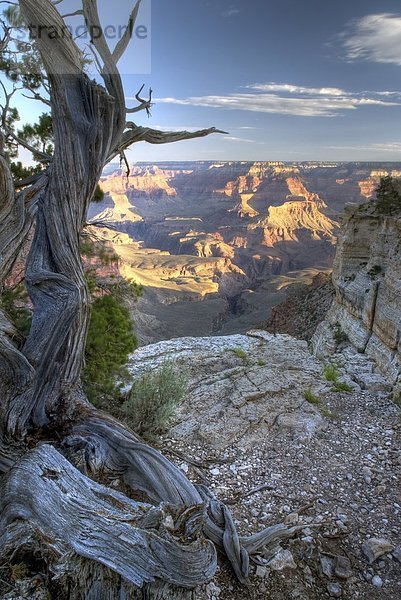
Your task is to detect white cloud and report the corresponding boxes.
[222,8,240,18]
[155,83,400,118]
[375,142,401,151]
[223,136,265,144]
[342,13,401,65]
[327,142,401,153]
[362,90,401,97]
[247,83,346,96]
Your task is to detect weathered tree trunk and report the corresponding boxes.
[0,444,216,598]
[0,1,299,596]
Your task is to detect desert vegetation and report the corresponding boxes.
[123,362,188,441]
[375,175,401,214]
[303,387,320,404]
[323,364,352,393]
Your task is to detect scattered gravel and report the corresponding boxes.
[162,388,401,599]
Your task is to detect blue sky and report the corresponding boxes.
[11,0,401,161]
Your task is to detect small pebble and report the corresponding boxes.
[372,575,383,588]
[327,582,342,597]
[362,538,394,564]
[334,556,352,579]
[255,566,267,578]
[392,547,401,562]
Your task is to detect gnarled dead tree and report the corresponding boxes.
[0,1,298,597]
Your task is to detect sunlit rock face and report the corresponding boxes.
[313,203,401,385]
[88,161,400,343]
[260,200,336,245]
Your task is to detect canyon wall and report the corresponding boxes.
[265,272,335,341]
[89,161,401,343]
[312,203,401,386]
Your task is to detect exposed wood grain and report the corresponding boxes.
[0,444,216,597]
[68,413,300,583]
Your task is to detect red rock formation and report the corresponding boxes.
[358,177,378,199]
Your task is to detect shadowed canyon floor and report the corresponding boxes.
[87,161,401,344]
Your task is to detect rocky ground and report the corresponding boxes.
[1,332,400,599]
[162,389,400,599]
[130,332,401,599]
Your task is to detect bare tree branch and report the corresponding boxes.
[119,148,131,177]
[13,169,48,189]
[20,90,51,106]
[0,83,50,161]
[107,124,228,163]
[0,80,19,126]
[126,83,153,116]
[0,444,217,595]
[20,0,83,75]
[61,9,83,18]
[81,0,118,76]
[111,0,142,64]
[6,129,52,161]
[81,0,127,146]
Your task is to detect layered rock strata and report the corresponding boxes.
[312,203,401,386]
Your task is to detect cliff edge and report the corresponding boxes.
[312,202,401,388]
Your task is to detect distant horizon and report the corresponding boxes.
[105,159,401,166]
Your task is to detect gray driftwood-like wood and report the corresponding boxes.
[0,0,300,596]
[0,444,216,598]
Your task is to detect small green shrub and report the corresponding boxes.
[375,176,401,214]
[367,265,382,279]
[392,391,401,408]
[333,381,352,393]
[257,359,266,366]
[304,388,320,405]
[223,367,244,378]
[83,294,138,404]
[80,236,120,266]
[10,563,29,581]
[321,407,340,419]
[323,364,352,392]
[226,367,244,378]
[93,183,105,203]
[108,278,143,299]
[232,348,248,360]
[323,364,340,382]
[123,362,188,441]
